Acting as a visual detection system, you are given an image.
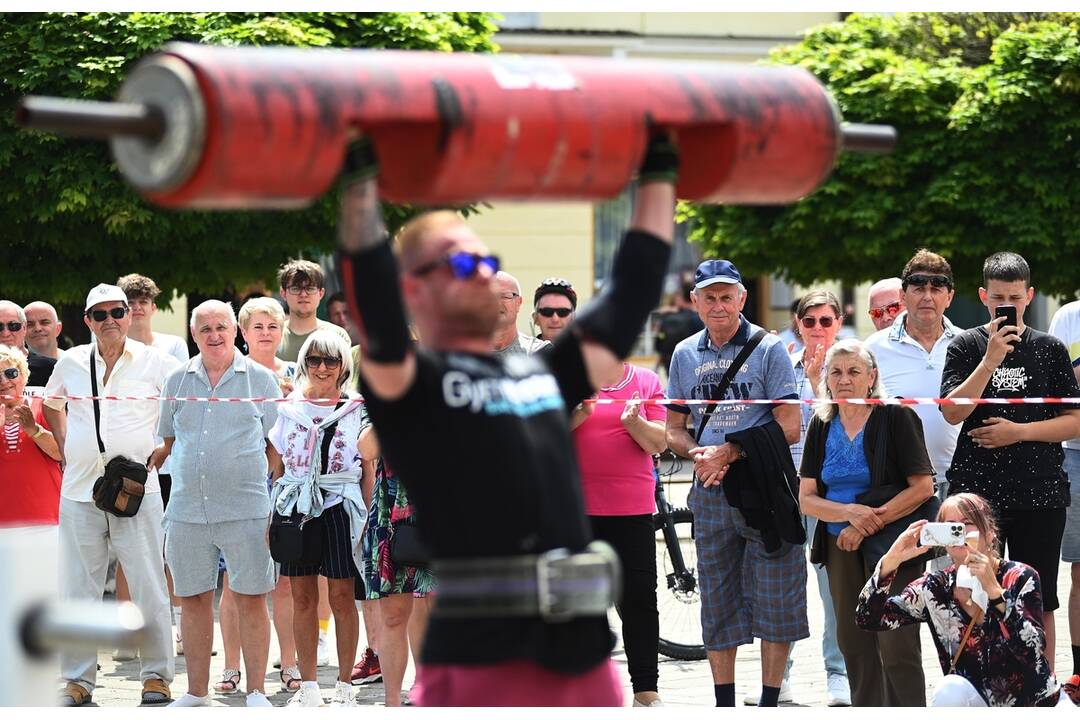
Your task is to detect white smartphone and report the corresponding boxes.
[918,522,966,547]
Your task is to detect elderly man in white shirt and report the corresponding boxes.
[864,251,962,491]
[43,283,180,707]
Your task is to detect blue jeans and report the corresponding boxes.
[785,515,847,680]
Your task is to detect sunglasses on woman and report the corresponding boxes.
[305,355,342,370]
[868,301,903,320]
[800,315,836,329]
[903,273,952,289]
[536,307,572,318]
[2,322,23,333]
[1,367,19,380]
[412,252,501,280]
[85,307,128,322]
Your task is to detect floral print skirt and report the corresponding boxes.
[359,459,435,599]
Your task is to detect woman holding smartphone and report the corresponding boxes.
[856,493,1070,707]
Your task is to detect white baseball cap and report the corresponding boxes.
[84,283,129,312]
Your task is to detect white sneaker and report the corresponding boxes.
[742,680,793,705]
[246,690,273,707]
[329,681,356,707]
[826,675,851,707]
[287,683,324,708]
[632,696,665,707]
[317,633,330,667]
[168,693,211,707]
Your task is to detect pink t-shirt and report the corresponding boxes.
[573,365,665,516]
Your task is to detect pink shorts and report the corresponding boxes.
[412,657,623,707]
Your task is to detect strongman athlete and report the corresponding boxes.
[334,135,677,706]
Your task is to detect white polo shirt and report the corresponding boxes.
[864,312,963,479]
[44,338,180,502]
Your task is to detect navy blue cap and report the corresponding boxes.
[694,259,742,289]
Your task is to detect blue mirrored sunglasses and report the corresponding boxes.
[413,252,500,280]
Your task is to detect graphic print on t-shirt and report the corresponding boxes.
[990,366,1028,393]
[691,358,754,429]
[441,370,563,417]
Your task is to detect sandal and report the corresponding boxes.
[280,665,302,693]
[214,668,241,694]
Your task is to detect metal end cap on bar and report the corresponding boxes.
[15,96,165,141]
[841,123,898,154]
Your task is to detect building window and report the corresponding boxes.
[593,185,700,356]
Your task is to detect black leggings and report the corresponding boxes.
[589,514,658,694]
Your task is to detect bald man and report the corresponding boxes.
[24,301,64,359]
[866,277,905,332]
[491,271,549,358]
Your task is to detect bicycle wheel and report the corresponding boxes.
[653,508,705,661]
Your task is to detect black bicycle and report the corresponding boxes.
[649,454,705,660]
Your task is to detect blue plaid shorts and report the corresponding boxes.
[689,481,809,650]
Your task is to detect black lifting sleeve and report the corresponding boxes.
[336,240,411,363]
[574,230,671,359]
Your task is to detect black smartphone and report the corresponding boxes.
[995,304,1019,344]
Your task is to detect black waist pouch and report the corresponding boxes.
[269,511,324,564]
[92,456,148,517]
[389,521,430,569]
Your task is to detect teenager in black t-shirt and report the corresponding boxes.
[333,137,677,706]
[940,252,1080,655]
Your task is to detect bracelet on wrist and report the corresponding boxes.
[30,424,44,439]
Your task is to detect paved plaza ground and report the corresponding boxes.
[80,477,1075,708]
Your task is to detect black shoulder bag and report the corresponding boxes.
[388,461,429,569]
[693,330,767,444]
[268,402,343,565]
[90,350,148,517]
[854,405,941,569]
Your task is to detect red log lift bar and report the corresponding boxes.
[16,43,896,208]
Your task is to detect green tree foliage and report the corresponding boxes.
[0,12,499,304]
[679,13,1080,297]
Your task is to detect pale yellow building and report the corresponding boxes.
[476,12,847,352]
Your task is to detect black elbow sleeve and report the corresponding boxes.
[574,230,671,359]
[336,240,411,363]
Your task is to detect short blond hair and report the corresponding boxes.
[394,210,467,273]
[238,296,286,329]
[0,344,29,380]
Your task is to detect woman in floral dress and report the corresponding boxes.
[358,424,436,707]
[856,492,1069,707]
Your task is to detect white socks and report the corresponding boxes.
[246,690,272,707]
[168,693,210,707]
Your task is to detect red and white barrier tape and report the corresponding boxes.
[4,394,364,404]
[5,394,1080,406]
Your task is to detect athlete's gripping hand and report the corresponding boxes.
[337,136,387,254]
[637,130,679,186]
[340,135,380,187]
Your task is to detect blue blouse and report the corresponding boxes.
[820,419,872,536]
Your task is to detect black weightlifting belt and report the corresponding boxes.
[432,541,622,623]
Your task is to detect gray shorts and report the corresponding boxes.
[165,516,275,597]
[1061,448,1080,562]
